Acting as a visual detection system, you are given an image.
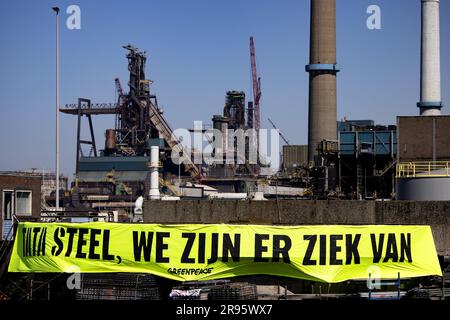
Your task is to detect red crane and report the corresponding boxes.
[250,36,261,154]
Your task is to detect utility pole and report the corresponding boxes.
[52,7,60,211]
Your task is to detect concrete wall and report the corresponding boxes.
[143,200,450,256]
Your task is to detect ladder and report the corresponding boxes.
[356,162,363,199]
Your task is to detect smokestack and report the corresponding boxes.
[306,0,339,164]
[149,146,160,200]
[418,0,442,116]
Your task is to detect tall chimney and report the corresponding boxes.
[149,146,160,200]
[418,0,442,116]
[306,0,339,164]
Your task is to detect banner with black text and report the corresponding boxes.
[8,222,442,282]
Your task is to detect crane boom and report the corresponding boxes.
[115,77,126,108]
[268,118,290,145]
[250,36,261,152]
[115,78,124,96]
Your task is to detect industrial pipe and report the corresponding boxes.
[418,0,442,115]
[149,146,160,200]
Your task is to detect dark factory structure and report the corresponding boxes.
[59,45,201,211]
[0,0,449,303]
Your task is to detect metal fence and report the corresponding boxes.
[76,273,160,300]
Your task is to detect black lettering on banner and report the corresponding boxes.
[168,267,214,276]
[132,231,154,262]
[254,234,269,262]
[319,235,326,265]
[400,233,412,262]
[272,235,291,263]
[181,233,195,263]
[37,227,46,256]
[222,233,240,262]
[76,228,89,258]
[52,227,65,256]
[383,233,398,262]
[32,227,40,256]
[346,234,361,264]
[371,233,384,263]
[65,228,77,257]
[303,235,317,265]
[102,229,115,261]
[198,233,206,264]
[88,229,101,260]
[41,227,47,256]
[207,233,218,264]
[36,228,43,256]
[26,227,31,257]
[22,228,27,257]
[21,227,48,257]
[330,234,343,265]
[156,232,170,263]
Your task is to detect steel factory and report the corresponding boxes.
[0,0,449,302]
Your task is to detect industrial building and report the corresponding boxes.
[396,116,450,200]
[1,0,449,301]
[0,172,43,240]
[395,0,449,201]
[58,45,198,216]
[338,120,397,199]
[42,0,444,205]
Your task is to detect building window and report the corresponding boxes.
[16,190,32,216]
[2,190,14,220]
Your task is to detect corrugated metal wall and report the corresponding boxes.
[282,145,308,169]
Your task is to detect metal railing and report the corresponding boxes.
[63,102,118,109]
[396,161,450,178]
